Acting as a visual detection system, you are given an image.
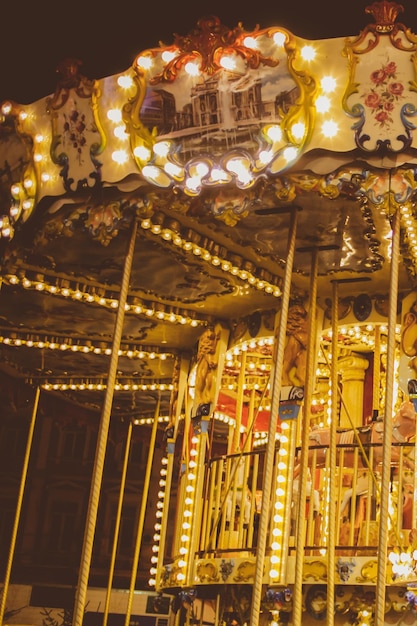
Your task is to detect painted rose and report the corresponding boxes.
[364,92,381,108]
[361,60,405,128]
[375,110,389,124]
[388,82,404,96]
[385,61,397,76]
[370,69,387,84]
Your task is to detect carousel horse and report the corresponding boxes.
[306,400,417,471]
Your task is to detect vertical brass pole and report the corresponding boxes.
[155,357,190,582]
[73,218,138,626]
[373,326,381,414]
[292,247,319,625]
[124,396,161,626]
[250,207,298,626]
[375,207,400,624]
[102,420,133,626]
[326,281,339,626]
[233,351,246,453]
[0,385,40,625]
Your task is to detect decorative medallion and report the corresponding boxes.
[353,293,373,321]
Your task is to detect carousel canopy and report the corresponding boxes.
[0,0,416,420]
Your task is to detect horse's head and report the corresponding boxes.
[397,400,416,420]
[393,400,417,441]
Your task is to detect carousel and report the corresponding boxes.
[2,1,417,625]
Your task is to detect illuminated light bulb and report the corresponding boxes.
[321,75,336,93]
[243,36,258,49]
[258,149,273,165]
[219,55,236,70]
[266,125,282,142]
[195,161,209,177]
[283,146,298,163]
[153,141,170,157]
[162,50,177,62]
[291,122,305,140]
[301,45,316,61]
[186,175,203,192]
[316,95,331,113]
[112,149,129,164]
[178,559,187,568]
[117,75,135,91]
[273,31,286,47]
[107,108,123,123]
[210,167,229,181]
[164,162,183,177]
[322,119,339,138]
[269,569,279,578]
[34,153,43,162]
[133,145,151,160]
[1,102,12,115]
[185,61,200,76]
[137,55,153,70]
[114,125,129,140]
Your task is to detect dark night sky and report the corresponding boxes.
[1,0,417,104]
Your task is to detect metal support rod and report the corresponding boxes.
[73,218,138,626]
[0,385,40,625]
[292,247,319,625]
[326,280,339,626]
[250,207,298,626]
[102,420,133,626]
[375,207,400,624]
[124,395,161,626]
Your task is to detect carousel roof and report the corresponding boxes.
[0,0,417,419]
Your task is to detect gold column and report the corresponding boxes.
[338,354,369,428]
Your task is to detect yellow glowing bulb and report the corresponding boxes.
[273,31,286,47]
[185,61,200,76]
[322,119,339,138]
[316,95,330,113]
[137,55,152,70]
[301,45,316,61]
[321,75,336,93]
